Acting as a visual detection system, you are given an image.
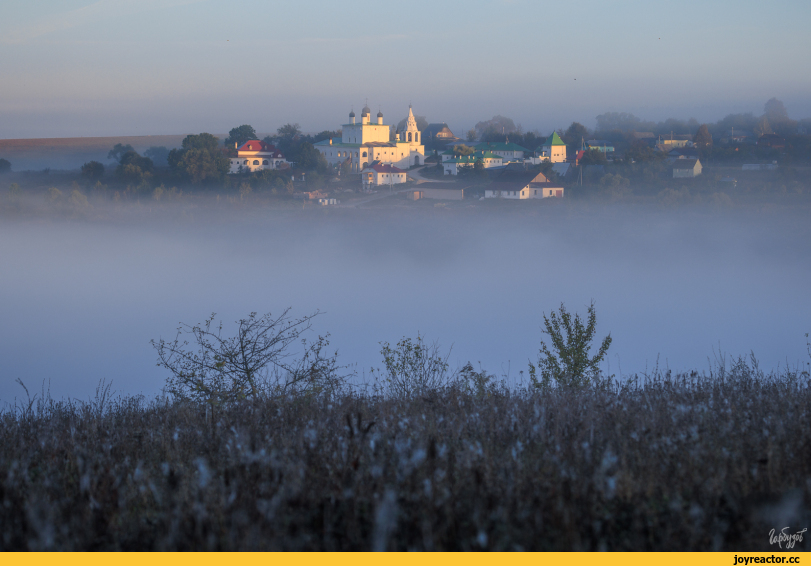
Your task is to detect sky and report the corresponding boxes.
[1,0,810,138]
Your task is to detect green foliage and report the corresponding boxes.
[595,112,652,133]
[144,146,170,167]
[167,134,229,184]
[579,148,607,165]
[291,142,328,172]
[451,144,475,156]
[181,133,220,152]
[46,187,63,204]
[458,362,497,398]
[529,302,612,389]
[69,189,89,210]
[374,335,455,397]
[764,98,788,121]
[80,161,105,181]
[563,122,589,146]
[276,123,301,141]
[466,129,477,142]
[312,130,341,143]
[693,124,713,148]
[475,115,516,140]
[107,143,135,163]
[176,147,229,183]
[115,151,154,185]
[224,125,257,149]
[0,158,11,173]
[754,116,773,137]
[152,310,347,404]
[599,173,630,187]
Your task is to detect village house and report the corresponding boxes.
[228,140,288,173]
[314,104,425,173]
[538,132,567,163]
[422,123,460,148]
[586,140,615,154]
[655,134,693,152]
[484,170,564,199]
[442,150,503,175]
[408,182,466,201]
[672,158,702,178]
[362,162,408,188]
[757,133,786,149]
[475,140,529,160]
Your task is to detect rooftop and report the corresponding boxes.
[543,132,566,146]
[475,141,530,152]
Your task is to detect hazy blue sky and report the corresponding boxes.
[2,0,810,138]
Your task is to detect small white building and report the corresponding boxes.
[484,170,564,199]
[475,141,529,160]
[442,151,502,175]
[229,140,288,173]
[538,132,567,163]
[672,158,702,178]
[362,162,407,188]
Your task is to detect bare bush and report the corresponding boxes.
[371,335,457,397]
[151,309,349,403]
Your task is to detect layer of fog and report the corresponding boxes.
[1,203,809,404]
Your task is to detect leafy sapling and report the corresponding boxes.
[529,301,612,388]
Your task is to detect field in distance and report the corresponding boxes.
[0,134,226,171]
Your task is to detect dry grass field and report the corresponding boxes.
[2,361,809,551]
[0,135,191,171]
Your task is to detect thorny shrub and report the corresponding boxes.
[1,356,810,551]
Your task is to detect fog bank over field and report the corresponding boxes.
[1,203,809,404]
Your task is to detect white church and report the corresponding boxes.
[314,104,425,173]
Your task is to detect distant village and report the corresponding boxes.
[1,97,807,206]
[226,104,573,203]
[222,99,805,204]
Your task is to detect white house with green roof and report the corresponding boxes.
[538,132,567,163]
[474,141,529,160]
[314,104,424,173]
[442,150,503,175]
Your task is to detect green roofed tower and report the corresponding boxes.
[539,132,567,163]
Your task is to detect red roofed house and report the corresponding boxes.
[229,140,289,173]
[362,162,407,189]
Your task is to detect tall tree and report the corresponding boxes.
[693,124,713,148]
[289,142,327,173]
[474,115,516,139]
[181,133,220,152]
[144,146,171,167]
[107,143,135,162]
[81,161,105,181]
[276,123,301,140]
[224,125,258,149]
[754,116,773,137]
[764,98,788,121]
[563,122,589,146]
[466,129,477,142]
[168,133,229,184]
[177,148,229,183]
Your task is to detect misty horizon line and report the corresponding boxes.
[4,99,809,142]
